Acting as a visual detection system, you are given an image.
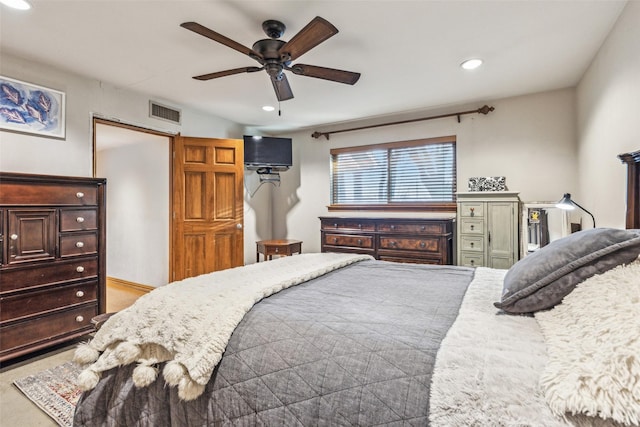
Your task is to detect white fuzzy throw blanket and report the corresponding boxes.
[74,252,372,401]
[536,259,640,426]
[429,268,626,427]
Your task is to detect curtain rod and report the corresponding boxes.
[311,104,495,140]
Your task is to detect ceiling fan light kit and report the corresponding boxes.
[181,16,361,102]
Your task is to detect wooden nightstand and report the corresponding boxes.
[256,239,303,262]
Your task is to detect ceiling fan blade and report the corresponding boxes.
[181,22,263,61]
[193,66,262,81]
[278,16,338,62]
[290,64,360,85]
[272,74,294,101]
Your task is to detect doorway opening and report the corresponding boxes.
[92,118,174,289]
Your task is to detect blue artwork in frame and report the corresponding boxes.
[0,75,66,139]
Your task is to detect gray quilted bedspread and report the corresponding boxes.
[73,260,474,426]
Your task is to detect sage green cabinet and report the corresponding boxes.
[456,192,520,269]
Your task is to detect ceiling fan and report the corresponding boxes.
[180,16,361,102]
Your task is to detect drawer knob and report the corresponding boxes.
[390,225,395,230]
[357,239,363,245]
[76,192,85,198]
[75,315,84,322]
[470,224,474,230]
[390,241,396,246]
[420,241,426,248]
[76,216,85,223]
[420,226,425,231]
[334,223,338,228]
[470,207,475,217]
[275,248,279,253]
[10,234,18,240]
[76,241,85,248]
[76,266,85,273]
[470,260,475,266]
[76,290,85,297]
[358,224,362,229]
[470,242,474,247]
[333,237,337,243]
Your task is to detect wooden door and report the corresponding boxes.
[172,136,244,281]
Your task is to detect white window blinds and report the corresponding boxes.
[330,136,456,209]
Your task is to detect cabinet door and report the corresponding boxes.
[487,202,516,269]
[7,209,57,264]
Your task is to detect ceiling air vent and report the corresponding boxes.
[149,101,181,124]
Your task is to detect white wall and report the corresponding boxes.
[274,88,578,253]
[0,54,244,176]
[97,137,170,287]
[0,53,269,265]
[576,0,640,229]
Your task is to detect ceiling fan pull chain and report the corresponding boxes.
[278,101,282,117]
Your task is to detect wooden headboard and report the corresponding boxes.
[619,150,640,229]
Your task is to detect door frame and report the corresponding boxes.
[91,116,177,283]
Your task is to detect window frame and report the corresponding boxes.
[329,135,457,212]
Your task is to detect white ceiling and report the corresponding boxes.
[0,0,627,134]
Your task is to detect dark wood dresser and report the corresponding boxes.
[320,217,455,264]
[0,172,106,362]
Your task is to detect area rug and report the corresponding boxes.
[13,361,81,427]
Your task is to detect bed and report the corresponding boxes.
[72,156,640,426]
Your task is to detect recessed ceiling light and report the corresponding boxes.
[0,0,31,10]
[461,58,483,70]
[262,105,275,112]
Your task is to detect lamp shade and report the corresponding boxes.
[556,193,575,210]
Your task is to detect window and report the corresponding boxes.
[330,136,456,211]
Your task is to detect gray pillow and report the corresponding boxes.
[494,228,640,314]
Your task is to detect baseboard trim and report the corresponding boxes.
[107,277,154,293]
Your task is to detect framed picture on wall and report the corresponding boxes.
[0,75,66,139]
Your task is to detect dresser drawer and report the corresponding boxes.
[460,235,484,252]
[459,218,484,234]
[459,202,484,218]
[321,220,375,232]
[60,232,98,257]
[1,281,97,322]
[0,258,98,293]
[324,233,374,249]
[60,209,98,232]
[378,255,441,265]
[377,222,445,234]
[0,181,98,206]
[0,304,96,356]
[459,252,485,267]
[379,237,439,252]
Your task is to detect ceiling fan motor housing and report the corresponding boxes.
[252,38,289,80]
[252,39,286,59]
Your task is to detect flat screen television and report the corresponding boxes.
[243,135,292,171]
